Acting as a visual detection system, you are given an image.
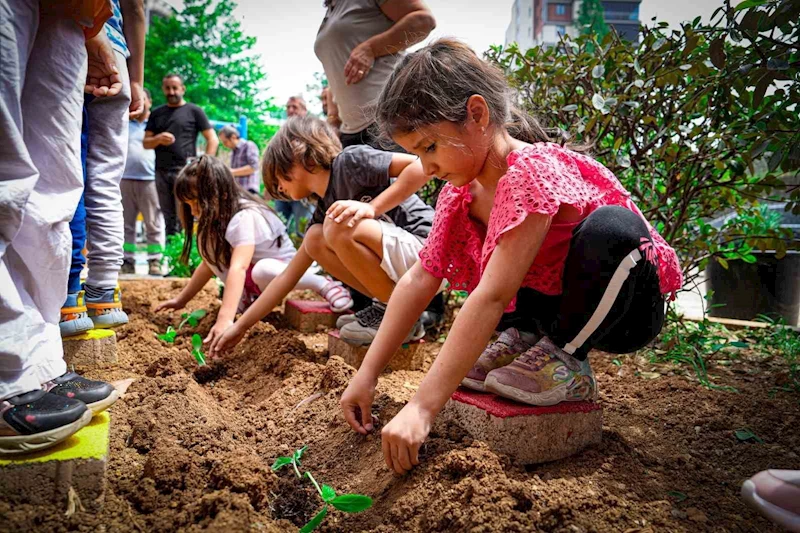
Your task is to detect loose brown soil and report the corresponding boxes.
[1,279,798,532]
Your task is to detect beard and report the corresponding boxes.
[167,94,181,105]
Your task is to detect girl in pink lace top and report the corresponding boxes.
[339,39,683,474]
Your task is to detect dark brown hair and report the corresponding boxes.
[175,155,278,270]
[261,116,342,201]
[375,38,570,147]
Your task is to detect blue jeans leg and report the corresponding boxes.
[67,105,89,294]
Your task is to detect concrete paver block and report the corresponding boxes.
[285,299,349,333]
[63,329,118,371]
[437,387,602,464]
[0,412,111,510]
[328,329,425,371]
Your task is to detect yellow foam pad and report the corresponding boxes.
[0,412,110,466]
[63,329,116,342]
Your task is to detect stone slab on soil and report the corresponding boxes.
[328,329,425,371]
[0,412,110,510]
[284,299,349,333]
[437,387,602,464]
[63,329,118,371]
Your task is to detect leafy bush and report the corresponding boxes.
[487,0,799,288]
[162,232,202,278]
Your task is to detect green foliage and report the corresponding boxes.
[157,325,177,344]
[577,0,609,43]
[486,1,799,289]
[144,0,280,149]
[179,309,207,329]
[191,333,206,366]
[162,232,201,278]
[734,427,764,443]
[272,446,373,532]
[749,315,800,392]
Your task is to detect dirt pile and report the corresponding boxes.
[1,279,798,532]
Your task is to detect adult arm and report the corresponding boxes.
[380,212,552,473]
[202,128,219,156]
[345,0,436,85]
[143,130,174,149]
[230,141,259,177]
[210,244,316,354]
[120,0,145,118]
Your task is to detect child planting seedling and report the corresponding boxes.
[191,334,206,366]
[272,446,372,532]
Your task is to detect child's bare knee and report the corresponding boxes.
[322,216,354,248]
[304,224,325,259]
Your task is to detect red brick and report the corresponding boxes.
[285,299,350,333]
[327,330,425,371]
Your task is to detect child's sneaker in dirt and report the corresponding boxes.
[484,337,597,406]
[120,259,135,274]
[0,390,92,456]
[85,284,129,329]
[60,290,95,338]
[461,328,538,392]
[340,306,425,346]
[336,300,385,329]
[148,259,162,276]
[320,280,353,313]
[42,372,120,415]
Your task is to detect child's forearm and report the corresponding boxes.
[370,158,428,217]
[178,261,214,304]
[234,249,313,332]
[120,0,144,85]
[217,266,246,323]
[411,289,506,417]
[358,263,440,380]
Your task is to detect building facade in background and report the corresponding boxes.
[505,0,641,49]
[144,0,174,31]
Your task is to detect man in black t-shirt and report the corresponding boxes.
[144,74,218,235]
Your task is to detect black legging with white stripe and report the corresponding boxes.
[499,205,666,361]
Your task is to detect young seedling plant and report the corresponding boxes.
[157,325,177,343]
[191,333,206,366]
[179,308,207,330]
[272,446,372,533]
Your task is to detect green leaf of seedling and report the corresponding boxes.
[192,333,203,350]
[667,490,688,502]
[299,506,328,533]
[321,484,336,502]
[735,428,764,443]
[157,326,177,343]
[330,494,373,513]
[293,445,307,465]
[612,359,622,366]
[729,341,749,348]
[270,456,293,471]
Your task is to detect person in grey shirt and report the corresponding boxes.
[314,0,435,148]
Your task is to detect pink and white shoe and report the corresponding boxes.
[742,469,800,532]
[320,280,353,313]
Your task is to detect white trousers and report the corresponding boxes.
[84,49,130,288]
[0,0,87,399]
[250,258,328,294]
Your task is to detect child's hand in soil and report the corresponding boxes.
[381,402,431,474]
[155,297,185,312]
[340,371,378,434]
[209,322,246,356]
[326,200,375,227]
[204,319,234,353]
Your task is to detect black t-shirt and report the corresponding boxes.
[146,103,212,171]
[311,145,434,238]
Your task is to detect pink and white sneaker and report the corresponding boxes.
[461,328,537,392]
[320,280,353,313]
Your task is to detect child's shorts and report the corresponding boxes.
[378,220,426,284]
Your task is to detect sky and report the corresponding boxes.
[162,0,723,115]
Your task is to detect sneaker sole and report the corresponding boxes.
[60,317,95,338]
[339,325,425,347]
[0,409,92,456]
[460,377,487,392]
[484,374,572,406]
[86,389,120,415]
[336,315,359,329]
[90,314,129,329]
[330,299,355,314]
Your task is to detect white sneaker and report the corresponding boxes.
[339,308,424,346]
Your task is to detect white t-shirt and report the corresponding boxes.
[206,205,297,282]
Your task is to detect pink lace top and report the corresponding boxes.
[418,143,683,309]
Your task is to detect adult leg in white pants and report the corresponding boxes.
[0,4,119,455]
[83,48,131,328]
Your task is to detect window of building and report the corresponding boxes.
[555,4,566,15]
[548,2,572,22]
[529,6,532,17]
[556,25,566,36]
[602,2,640,21]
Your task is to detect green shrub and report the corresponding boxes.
[162,232,202,278]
